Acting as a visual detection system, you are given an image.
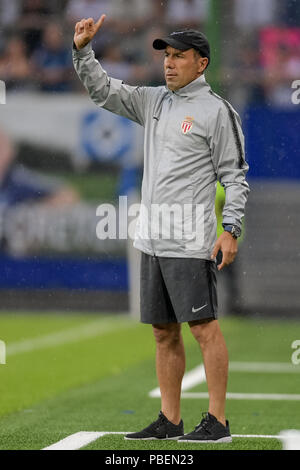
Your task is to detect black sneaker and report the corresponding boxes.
[124,411,184,440]
[178,412,232,443]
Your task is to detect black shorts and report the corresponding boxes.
[140,253,218,324]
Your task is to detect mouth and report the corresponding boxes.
[165,73,177,79]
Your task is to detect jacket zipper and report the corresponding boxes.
[149,93,173,256]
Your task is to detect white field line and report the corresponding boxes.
[0,339,6,364]
[43,431,297,450]
[43,432,105,450]
[229,362,300,373]
[180,392,300,401]
[233,434,279,439]
[43,432,127,450]
[148,362,300,399]
[149,364,206,398]
[6,317,136,357]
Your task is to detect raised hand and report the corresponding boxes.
[74,14,106,50]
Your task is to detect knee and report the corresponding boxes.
[189,320,218,349]
[152,323,181,347]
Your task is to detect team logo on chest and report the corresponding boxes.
[181,116,194,135]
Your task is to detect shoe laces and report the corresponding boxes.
[195,412,212,433]
[157,412,167,425]
[150,412,167,431]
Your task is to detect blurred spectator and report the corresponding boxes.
[0,0,21,52]
[67,0,121,55]
[66,0,114,23]
[31,22,73,93]
[222,40,266,110]
[110,0,154,30]
[0,128,79,209]
[234,0,276,30]
[165,0,209,29]
[0,36,33,92]
[18,0,51,54]
[67,0,162,56]
[136,26,167,86]
[100,42,135,83]
[66,0,153,28]
[1,0,299,109]
[152,0,167,21]
[0,0,21,29]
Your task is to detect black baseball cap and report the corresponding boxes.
[153,29,210,64]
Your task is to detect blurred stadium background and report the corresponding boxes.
[0,0,300,451]
[0,0,299,316]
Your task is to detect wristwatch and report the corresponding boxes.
[223,224,241,239]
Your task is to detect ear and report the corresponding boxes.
[198,57,209,73]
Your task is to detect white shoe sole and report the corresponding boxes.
[179,436,232,443]
[124,435,183,441]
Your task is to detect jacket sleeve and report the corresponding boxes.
[207,102,250,231]
[72,42,146,126]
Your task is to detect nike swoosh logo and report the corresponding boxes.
[192,303,208,313]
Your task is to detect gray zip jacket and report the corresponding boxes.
[73,43,249,259]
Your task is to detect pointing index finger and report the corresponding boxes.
[95,14,106,32]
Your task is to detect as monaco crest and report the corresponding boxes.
[181,116,194,134]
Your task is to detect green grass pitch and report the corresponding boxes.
[0,312,299,450]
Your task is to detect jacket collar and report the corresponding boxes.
[167,74,209,97]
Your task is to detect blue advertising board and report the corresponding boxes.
[243,106,300,179]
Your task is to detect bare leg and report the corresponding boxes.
[189,319,228,426]
[152,322,185,425]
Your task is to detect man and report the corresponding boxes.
[73,15,249,443]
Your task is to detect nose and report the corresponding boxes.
[164,56,175,69]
